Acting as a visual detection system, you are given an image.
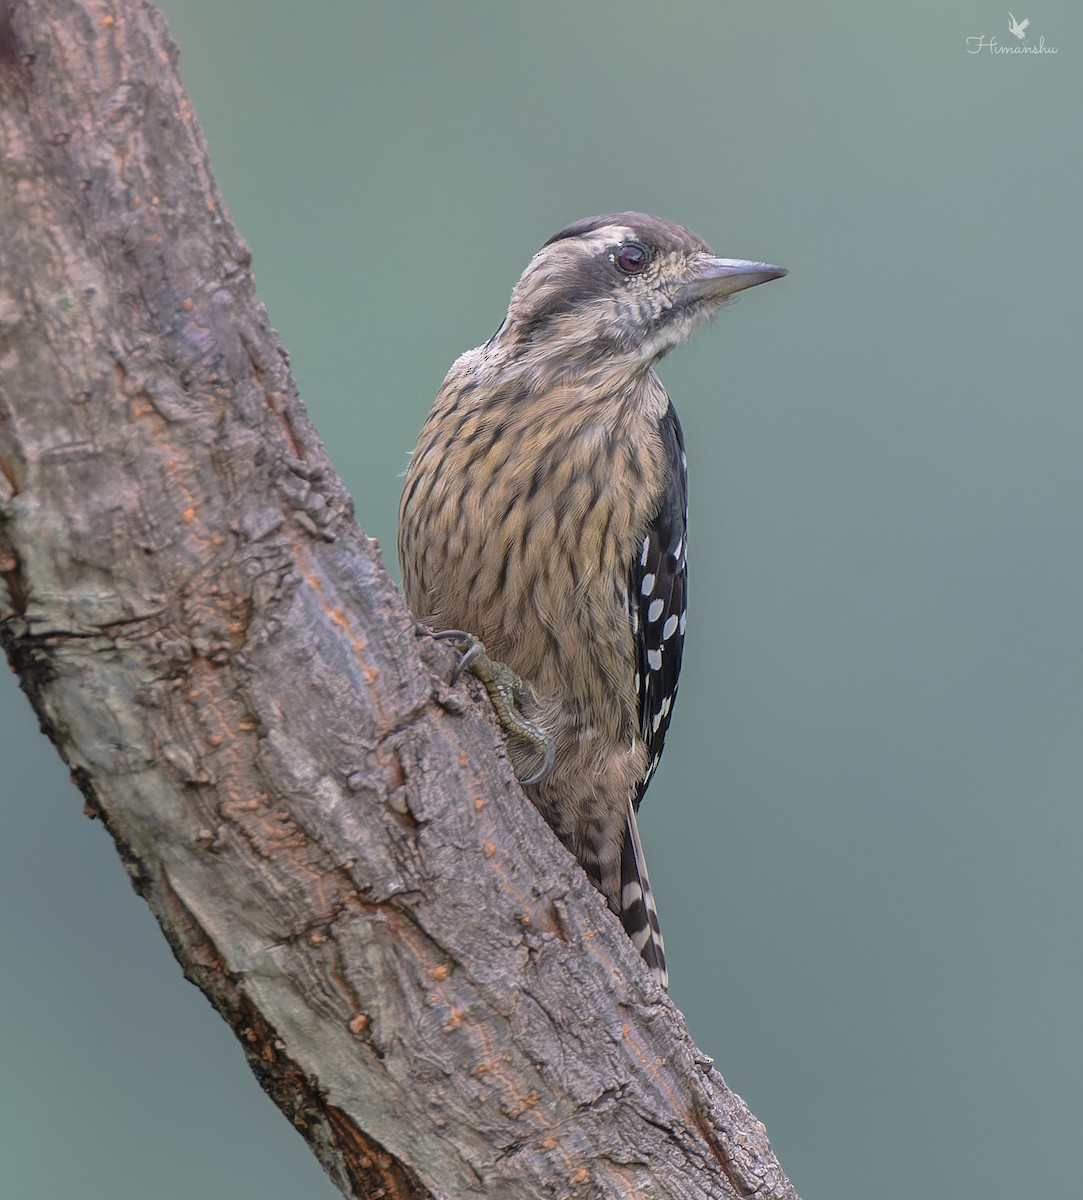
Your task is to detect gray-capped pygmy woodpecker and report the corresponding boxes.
[399,213,786,988]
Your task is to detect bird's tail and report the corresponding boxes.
[620,800,668,990]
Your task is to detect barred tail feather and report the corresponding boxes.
[620,800,668,990]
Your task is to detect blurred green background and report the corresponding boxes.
[3,2,1081,1197]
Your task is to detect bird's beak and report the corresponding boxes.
[681,256,788,303]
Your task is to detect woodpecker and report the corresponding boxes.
[399,213,785,987]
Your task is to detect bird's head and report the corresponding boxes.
[499,212,786,371]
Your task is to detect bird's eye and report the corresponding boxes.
[615,242,649,275]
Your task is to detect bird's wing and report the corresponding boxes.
[630,401,688,810]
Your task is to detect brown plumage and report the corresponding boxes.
[399,213,785,987]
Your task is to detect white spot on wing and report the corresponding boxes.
[640,573,655,596]
[647,598,664,623]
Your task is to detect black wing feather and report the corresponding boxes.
[619,402,686,989]
[630,402,688,809]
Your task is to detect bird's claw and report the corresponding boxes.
[433,630,555,785]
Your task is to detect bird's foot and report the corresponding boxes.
[433,630,555,786]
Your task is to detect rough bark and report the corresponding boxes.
[0,3,799,1198]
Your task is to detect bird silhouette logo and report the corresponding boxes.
[1008,12,1030,39]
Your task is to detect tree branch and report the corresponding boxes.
[0,3,798,1197]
